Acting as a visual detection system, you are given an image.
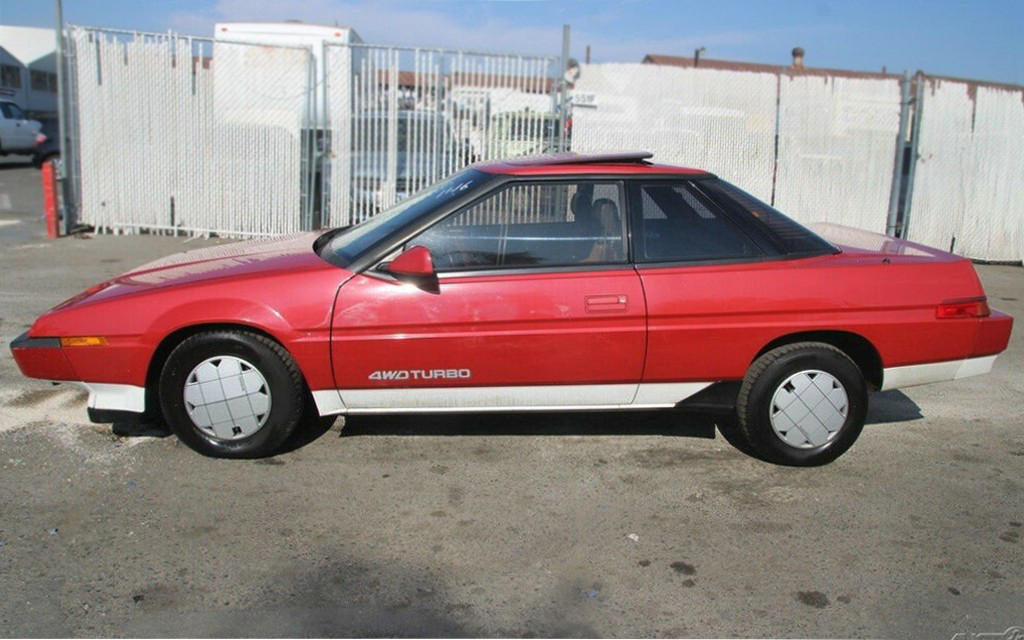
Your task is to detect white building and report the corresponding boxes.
[0,25,58,115]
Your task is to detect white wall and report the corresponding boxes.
[571,63,778,201]
[907,78,1024,262]
[773,74,901,231]
[571,63,902,235]
[71,29,310,236]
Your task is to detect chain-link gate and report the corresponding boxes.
[61,26,561,237]
[67,27,317,237]
[321,43,561,227]
[62,26,1021,262]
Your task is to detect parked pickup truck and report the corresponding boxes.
[0,100,45,155]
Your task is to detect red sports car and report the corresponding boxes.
[10,153,1013,465]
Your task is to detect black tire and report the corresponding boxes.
[734,342,867,466]
[159,330,306,458]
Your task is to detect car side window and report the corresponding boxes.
[411,181,626,271]
[635,182,762,263]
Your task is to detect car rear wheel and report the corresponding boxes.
[735,342,867,466]
[159,330,305,458]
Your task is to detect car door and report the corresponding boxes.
[330,179,648,411]
[0,102,36,150]
[630,179,827,385]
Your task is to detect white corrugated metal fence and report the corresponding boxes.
[62,26,1024,263]
[69,28,314,236]
[571,63,902,233]
[905,76,1024,262]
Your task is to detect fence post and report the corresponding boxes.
[899,73,926,240]
[886,71,911,237]
[54,0,76,235]
[558,24,570,152]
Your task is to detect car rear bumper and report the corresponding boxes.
[972,309,1013,358]
[881,310,1012,391]
[881,355,998,391]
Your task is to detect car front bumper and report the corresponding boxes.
[10,332,147,421]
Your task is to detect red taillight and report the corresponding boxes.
[936,297,990,319]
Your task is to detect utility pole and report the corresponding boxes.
[558,24,570,152]
[886,71,911,238]
[53,0,73,234]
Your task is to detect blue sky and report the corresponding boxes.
[2,0,1022,85]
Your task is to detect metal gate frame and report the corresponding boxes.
[318,41,563,228]
[57,25,566,237]
[61,26,318,237]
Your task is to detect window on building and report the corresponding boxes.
[30,70,58,93]
[1,64,22,89]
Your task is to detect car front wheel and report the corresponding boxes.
[735,342,867,466]
[159,330,305,458]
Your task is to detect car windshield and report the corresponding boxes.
[318,168,492,267]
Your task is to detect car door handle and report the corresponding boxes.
[585,294,628,313]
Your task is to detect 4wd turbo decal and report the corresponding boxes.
[369,369,472,381]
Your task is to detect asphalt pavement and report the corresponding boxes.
[1,160,1022,638]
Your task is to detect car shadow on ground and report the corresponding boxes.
[339,410,718,439]
[865,389,923,425]
[109,390,922,455]
[0,159,36,170]
[331,389,922,440]
[111,421,172,438]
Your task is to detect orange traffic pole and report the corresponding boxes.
[42,161,60,239]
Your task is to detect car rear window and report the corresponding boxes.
[698,179,838,256]
[636,183,763,262]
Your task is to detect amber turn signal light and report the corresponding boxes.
[59,336,108,347]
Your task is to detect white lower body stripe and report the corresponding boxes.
[312,389,346,416]
[56,381,147,413]
[881,355,997,391]
[312,382,712,416]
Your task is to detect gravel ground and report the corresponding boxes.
[1,161,1022,638]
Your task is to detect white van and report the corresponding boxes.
[214,22,363,129]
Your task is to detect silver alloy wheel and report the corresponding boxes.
[769,369,848,449]
[183,356,272,441]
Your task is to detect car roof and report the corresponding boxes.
[474,152,712,177]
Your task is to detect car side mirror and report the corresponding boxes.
[384,246,439,293]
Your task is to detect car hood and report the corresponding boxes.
[51,232,336,310]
